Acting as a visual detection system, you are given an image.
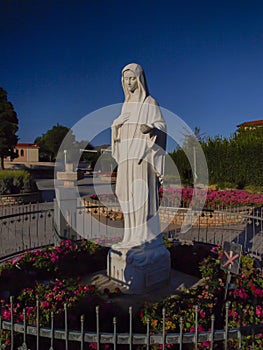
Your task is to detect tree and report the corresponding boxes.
[35,124,75,161]
[35,124,97,165]
[0,87,19,169]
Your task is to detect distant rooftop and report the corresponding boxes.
[237,119,263,127]
[16,143,39,148]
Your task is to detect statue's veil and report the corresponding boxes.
[121,63,149,102]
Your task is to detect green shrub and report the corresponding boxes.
[214,182,236,190]
[0,170,37,195]
[244,184,263,194]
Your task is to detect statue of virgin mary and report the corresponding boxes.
[111,63,167,249]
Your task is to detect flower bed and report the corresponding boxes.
[162,187,263,209]
[0,241,262,349]
[140,246,263,349]
[0,240,108,294]
[0,240,120,348]
[88,188,263,209]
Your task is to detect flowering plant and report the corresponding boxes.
[88,188,263,210]
[0,240,112,349]
[162,187,263,209]
[0,240,107,294]
[140,245,263,349]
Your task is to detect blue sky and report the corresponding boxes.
[0,0,262,148]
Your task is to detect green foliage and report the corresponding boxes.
[170,127,263,188]
[35,124,96,165]
[0,239,109,344]
[0,87,19,169]
[0,170,37,194]
[244,184,263,193]
[141,246,263,349]
[35,124,74,161]
[169,148,193,185]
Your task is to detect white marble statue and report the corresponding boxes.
[111,63,167,249]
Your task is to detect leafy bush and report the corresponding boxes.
[141,246,263,349]
[170,128,263,187]
[0,170,37,194]
[0,240,113,348]
[0,240,108,292]
[1,241,262,349]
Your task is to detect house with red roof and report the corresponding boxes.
[14,143,39,162]
[237,119,263,131]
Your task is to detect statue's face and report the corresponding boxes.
[123,70,138,93]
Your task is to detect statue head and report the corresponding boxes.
[121,63,149,102]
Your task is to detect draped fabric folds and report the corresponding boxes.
[111,64,166,247]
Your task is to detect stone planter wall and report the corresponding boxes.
[159,207,250,226]
[97,175,117,183]
[82,198,251,226]
[0,192,41,206]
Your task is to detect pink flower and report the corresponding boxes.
[2,309,11,320]
[11,256,22,265]
[190,325,205,332]
[201,341,211,348]
[234,288,249,300]
[41,301,50,308]
[256,306,263,317]
[199,309,206,319]
[254,288,263,298]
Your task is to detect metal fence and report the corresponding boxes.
[76,200,263,259]
[0,203,263,349]
[0,203,54,261]
[162,206,263,260]
[1,297,263,350]
[0,202,262,260]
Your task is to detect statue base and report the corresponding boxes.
[107,243,171,294]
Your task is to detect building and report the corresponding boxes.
[14,143,39,162]
[237,119,263,131]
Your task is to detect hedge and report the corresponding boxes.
[0,170,38,195]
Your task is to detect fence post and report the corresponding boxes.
[96,305,100,350]
[179,316,183,350]
[36,299,40,350]
[50,311,54,350]
[224,301,230,350]
[162,307,166,349]
[210,314,215,350]
[80,314,85,350]
[22,308,27,348]
[129,306,132,350]
[10,296,14,350]
[146,318,150,350]
[64,303,68,350]
[252,296,257,350]
[194,305,198,350]
[113,317,117,350]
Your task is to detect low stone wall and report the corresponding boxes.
[159,207,249,226]
[0,192,41,206]
[97,175,117,183]
[82,198,251,227]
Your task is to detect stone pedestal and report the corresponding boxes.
[54,165,79,244]
[107,242,171,294]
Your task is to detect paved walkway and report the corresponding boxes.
[84,269,200,314]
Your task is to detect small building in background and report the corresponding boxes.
[237,119,263,131]
[14,143,39,162]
